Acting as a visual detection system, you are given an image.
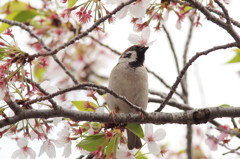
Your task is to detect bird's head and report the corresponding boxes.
[119,45,149,67]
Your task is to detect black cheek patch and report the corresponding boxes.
[124,53,131,58]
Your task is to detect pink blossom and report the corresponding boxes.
[0,41,6,46]
[144,124,166,155]
[93,146,103,158]
[76,8,92,23]
[60,8,72,22]
[217,125,230,141]
[107,0,150,19]
[55,126,72,157]
[176,13,185,30]
[116,145,136,159]
[39,139,56,158]
[205,136,218,151]
[12,138,36,159]
[4,28,14,37]
[128,27,154,46]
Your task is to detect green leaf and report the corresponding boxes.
[68,0,78,8]
[72,101,98,112]
[14,10,38,22]
[0,12,18,33]
[227,49,240,63]
[33,66,46,82]
[77,134,106,152]
[126,123,144,138]
[183,6,192,12]
[0,10,38,33]
[106,134,119,158]
[136,151,148,159]
[219,104,231,107]
[2,1,28,13]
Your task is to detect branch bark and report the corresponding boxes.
[1,105,240,128]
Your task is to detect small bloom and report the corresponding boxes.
[106,131,113,139]
[39,139,56,158]
[205,136,218,151]
[128,27,154,46]
[0,41,6,46]
[76,8,92,23]
[40,80,59,94]
[116,145,135,159]
[144,124,166,155]
[55,125,72,157]
[12,138,36,159]
[60,8,72,22]
[87,90,97,100]
[4,28,14,37]
[217,125,230,140]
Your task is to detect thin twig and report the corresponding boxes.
[26,79,59,110]
[146,68,183,99]
[186,0,240,43]
[28,0,137,59]
[0,18,79,85]
[155,42,238,112]
[23,83,147,115]
[148,97,192,110]
[206,6,240,28]
[162,25,180,74]
[3,95,22,114]
[88,35,121,55]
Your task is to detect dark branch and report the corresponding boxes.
[155,42,238,112]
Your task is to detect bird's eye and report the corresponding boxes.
[123,53,131,58]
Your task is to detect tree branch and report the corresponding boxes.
[185,0,240,43]
[1,105,240,128]
[28,0,137,59]
[23,83,147,115]
[155,42,238,112]
[0,18,79,85]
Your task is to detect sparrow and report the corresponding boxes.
[106,45,148,150]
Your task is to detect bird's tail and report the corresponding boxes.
[127,129,142,150]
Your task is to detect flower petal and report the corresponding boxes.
[141,27,150,42]
[128,33,141,45]
[129,3,146,18]
[63,142,72,157]
[147,142,160,155]
[144,124,153,138]
[153,128,166,141]
[28,148,36,159]
[116,7,129,19]
[17,138,28,148]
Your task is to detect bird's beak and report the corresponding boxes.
[138,46,149,54]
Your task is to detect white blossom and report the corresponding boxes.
[39,139,56,158]
[12,138,36,159]
[128,27,155,46]
[144,124,166,155]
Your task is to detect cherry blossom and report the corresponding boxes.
[40,80,59,94]
[205,136,218,151]
[39,139,56,158]
[54,126,72,157]
[107,0,150,19]
[116,145,136,159]
[217,125,230,140]
[12,138,36,159]
[128,27,154,46]
[76,7,92,23]
[144,124,166,155]
[4,28,14,37]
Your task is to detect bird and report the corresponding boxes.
[106,45,148,150]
